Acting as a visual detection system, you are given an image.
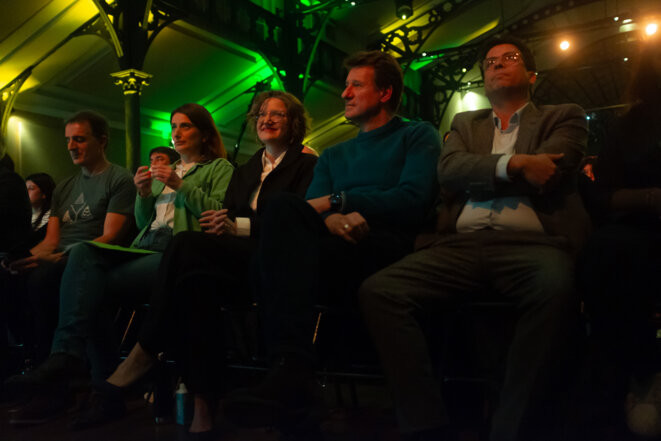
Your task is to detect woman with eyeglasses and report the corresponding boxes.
[75,91,318,438]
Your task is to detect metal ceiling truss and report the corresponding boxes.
[377,0,483,61]
[152,0,353,99]
[424,45,480,124]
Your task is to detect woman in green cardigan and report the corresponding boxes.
[22,103,234,391]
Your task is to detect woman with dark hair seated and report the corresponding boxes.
[75,91,318,437]
[578,41,661,437]
[25,173,56,247]
[6,103,234,423]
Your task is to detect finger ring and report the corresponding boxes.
[343,224,349,229]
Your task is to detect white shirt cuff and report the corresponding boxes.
[236,217,251,237]
[495,154,514,182]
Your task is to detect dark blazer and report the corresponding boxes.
[436,102,591,253]
[224,144,317,236]
[0,166,31,253]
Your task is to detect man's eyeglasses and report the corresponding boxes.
[482,52,522,70]
[256,111,287,122]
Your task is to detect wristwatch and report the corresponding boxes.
[329,192,345,212]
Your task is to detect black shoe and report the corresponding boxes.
[69,380,126,430]
[4,353,87,395]
[223,354,323,429]
[8,389,73,426]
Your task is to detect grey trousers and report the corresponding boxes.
[359,230,576,441]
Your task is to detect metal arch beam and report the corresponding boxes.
[0,69,32,159]
[87,0,124,58]
[0,12,108,159]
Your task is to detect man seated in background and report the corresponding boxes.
[359,36,589,441]
[148,145,180,167]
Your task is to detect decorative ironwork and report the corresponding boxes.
[151,0,350,99]
[110,69,153,95]
[378,0,482,61]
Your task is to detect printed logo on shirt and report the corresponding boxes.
[61,193,92,224]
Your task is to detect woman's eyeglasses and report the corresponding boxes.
[256,111,287,122]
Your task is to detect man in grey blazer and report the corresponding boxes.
[359,36,589,441]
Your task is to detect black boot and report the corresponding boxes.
[4,352,87,396]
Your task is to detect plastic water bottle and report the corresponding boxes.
[175,382,193,425]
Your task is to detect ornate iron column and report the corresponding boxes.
[91,0,173,171]
[110,69,152,172]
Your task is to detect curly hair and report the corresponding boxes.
[248,91,310,146]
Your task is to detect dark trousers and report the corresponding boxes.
[26,259,68,364]
[255,193,413,360]
[578,222,661,397]
[54,242,162,380]
[139,231,256,393]
[359,230,577,441]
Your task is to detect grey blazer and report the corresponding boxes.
[435,102,590,253]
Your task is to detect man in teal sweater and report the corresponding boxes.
[225,50,441,429]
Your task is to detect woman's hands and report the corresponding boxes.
[151,164,183,190]
[134,166,153,197]
[199,209,238,236]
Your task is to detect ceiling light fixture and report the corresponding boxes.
[395,0,413,20]
[645,22,658,36]
[559,40,570,51]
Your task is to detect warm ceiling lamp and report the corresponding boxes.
[559,40,570,51]
[645,22,658,36]
[395,0,413,20]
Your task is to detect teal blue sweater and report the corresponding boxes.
[306,117,440,232]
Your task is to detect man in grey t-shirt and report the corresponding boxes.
[6,111,135,369]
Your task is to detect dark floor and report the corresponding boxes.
[0,384,646,441]
[0,382,412,441]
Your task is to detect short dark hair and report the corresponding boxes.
[170,103,226,160]
[479,35,536,73]
[248,90,310,146]
[65,110,110,147]
[344,50,403,113]
[149,146,180,164]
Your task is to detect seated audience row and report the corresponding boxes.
[0,35,659,441]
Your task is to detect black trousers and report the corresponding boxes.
[25,259,67,364]
[254,193,413,360]
[578,221,661,396]
[139,231,256,393]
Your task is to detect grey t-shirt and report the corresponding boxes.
[52,163,135,251]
